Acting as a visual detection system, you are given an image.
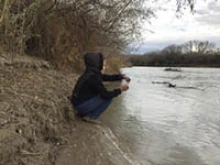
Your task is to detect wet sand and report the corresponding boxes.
[56,118,141,165]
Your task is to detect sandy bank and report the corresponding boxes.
[0,54,140,165]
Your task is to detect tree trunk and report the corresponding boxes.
[0,0,10,27]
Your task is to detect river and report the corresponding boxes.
[103,67,220,165]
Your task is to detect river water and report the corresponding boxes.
[103,67,220,165]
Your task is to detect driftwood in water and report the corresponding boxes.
[164,67,182,72]
[152,81,200,90]
[152,81,176,87]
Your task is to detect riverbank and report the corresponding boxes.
[0,53,138,165]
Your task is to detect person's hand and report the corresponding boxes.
[123,76,131,83]
[120,85,129,92]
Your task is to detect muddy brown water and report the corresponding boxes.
[102,67,220,165]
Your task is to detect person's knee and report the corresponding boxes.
[99,97,112,105]
[97,96,112,102]
[102,98,112,107]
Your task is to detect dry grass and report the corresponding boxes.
[0,53,77,165]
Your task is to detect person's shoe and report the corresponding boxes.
[82,116,102,124]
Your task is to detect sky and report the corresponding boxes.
[129,0,220,54]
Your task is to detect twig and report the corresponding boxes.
[0,120,10,126]
[20,150,43,156]
[123,119,148,123]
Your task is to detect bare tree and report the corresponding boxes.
[183,40,215,54]
[162,44,182,55]
[0,0,198,68]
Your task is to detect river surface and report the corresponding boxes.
[103,67,220,165]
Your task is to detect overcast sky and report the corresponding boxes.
[130,0,220,54]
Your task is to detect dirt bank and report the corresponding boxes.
[0,53,78,165]
[0,53,139,165]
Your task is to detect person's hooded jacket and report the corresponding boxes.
[71,53,123,106]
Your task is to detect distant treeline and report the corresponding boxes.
[130,53,220,67]
[130,41,220,67]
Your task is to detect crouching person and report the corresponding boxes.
[71,53,130,124]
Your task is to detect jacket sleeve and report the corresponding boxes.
[89,75,121,99]
[101,74,124,81]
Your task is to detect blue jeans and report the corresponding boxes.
[75,97,112,119]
